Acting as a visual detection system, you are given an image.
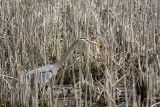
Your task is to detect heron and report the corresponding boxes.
[26,37,100,87]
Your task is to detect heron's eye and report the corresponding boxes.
[48,70,52,73]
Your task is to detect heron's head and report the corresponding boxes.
[79,37,100,45]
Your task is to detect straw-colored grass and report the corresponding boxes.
[0,0,160,106]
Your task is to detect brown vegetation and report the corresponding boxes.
[0,0,160,106]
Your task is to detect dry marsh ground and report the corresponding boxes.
[0,0,160,107]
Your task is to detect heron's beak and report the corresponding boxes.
[89,41,100,45]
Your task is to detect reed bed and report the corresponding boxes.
[0,0,160,107]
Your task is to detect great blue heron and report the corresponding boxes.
[26,37,100,86]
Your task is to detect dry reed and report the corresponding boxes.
[0,0,160,107]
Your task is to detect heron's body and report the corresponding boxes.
[26,38,100,87]
[26,64,54,85]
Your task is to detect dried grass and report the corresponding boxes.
[0,0,160,106]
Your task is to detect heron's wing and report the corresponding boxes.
[26,64,54,85]
[27,64,54,74]
[30,72,52,85]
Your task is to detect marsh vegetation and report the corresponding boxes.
[0,0,160,107]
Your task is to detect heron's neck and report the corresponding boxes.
[54,39,80,70]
